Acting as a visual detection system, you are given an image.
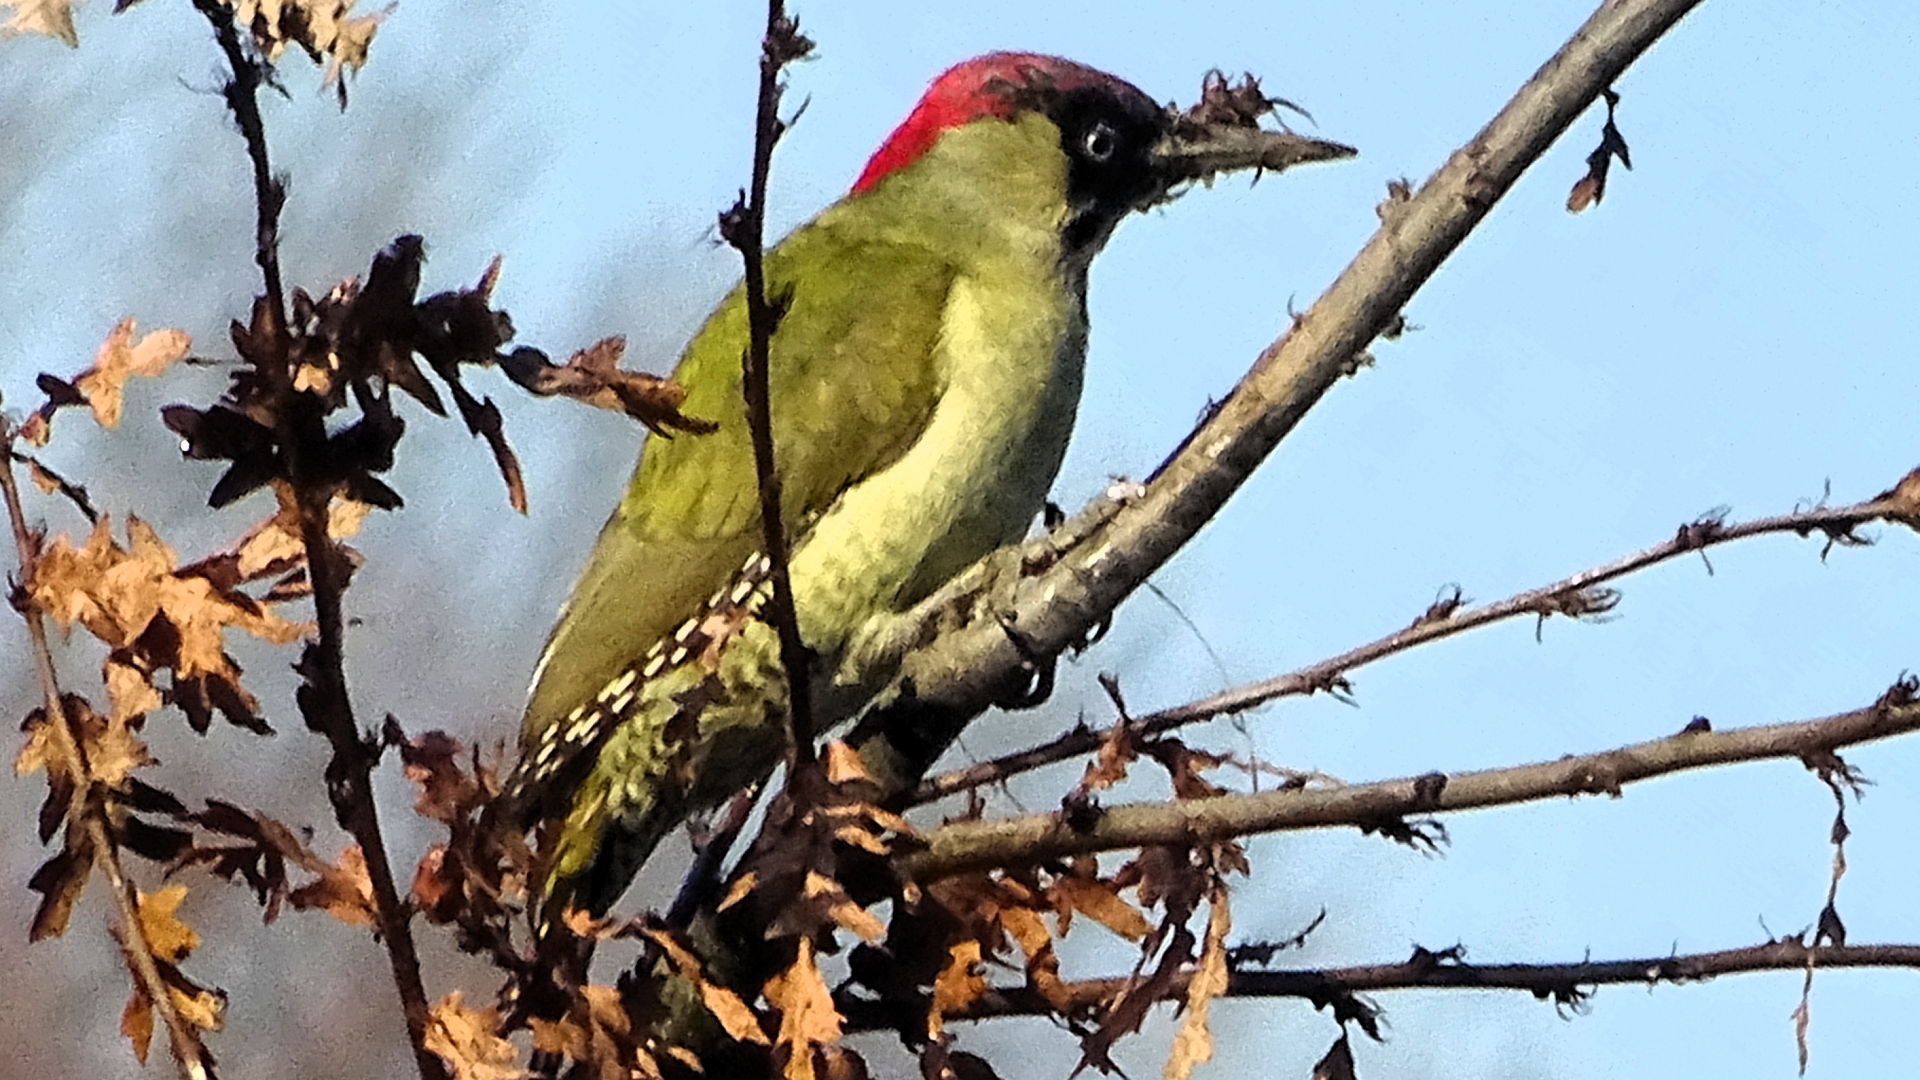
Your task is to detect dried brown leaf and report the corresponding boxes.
[805,869,884,942]
[1081,722,1139,791]
[641,927,771,1046]
[287,844,377,927]
[2,0,78,45]
[426,992,525,1080]
[15,705,54,778]
[931,939,986,1016]
[104,656,163,724]
[29,828,93,940]
[823,740,868,784]
[765,938,843,1080]
[1165,885,1231,1080]
[1051,874,1150,942]
[400,729,484,825]
[121,983,156,1064]
[498,336,718,436]
[74,318,192,429]
[137,883,200,962]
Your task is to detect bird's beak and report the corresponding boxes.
[1148,119,1356,202]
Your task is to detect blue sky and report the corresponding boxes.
[3,1,1918,1076]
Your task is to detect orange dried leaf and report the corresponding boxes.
[719,870,757,912]
[642,927,770,1046]
[14,708,53,777]
[104,657,163,724]
[288,844,377,927]
[931,940,986,1016]
[137,884,199,962]
[121,984,155,1064]
[832,822,889,856]
[1567,174,1601,213]
[822,740,868,784]
[1082,724,1138,791]
[26,458,60,495]
[426,992,525,1080]
[86,710,155,787]
[1165,885,1232,1080]
[167,978,225,1034]
[804,870,884,942]
[3,0,79,46]
[1052,876,1150,942]
[764,938,843,1080]
[75,318,192,429]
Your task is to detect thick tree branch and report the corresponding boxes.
[901,681,1920,880]
[848,0,1710,802]
[913,477,1919,803]
[856,0,1712,799]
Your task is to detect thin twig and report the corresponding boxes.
[843,940,1920,1027]
[290,500,446,1080]
[1,423,212,1080]
[726,0,815,770]
[188,5,443,1076]
[192,0,287,329]
[913,486,1907,804]
[902,680,1920,880]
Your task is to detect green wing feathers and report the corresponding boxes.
[521,222,957,757]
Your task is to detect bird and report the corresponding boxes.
[499,51,1353,925]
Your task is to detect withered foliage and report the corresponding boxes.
[20,12,1916,1080]
[1568,88,1632,213]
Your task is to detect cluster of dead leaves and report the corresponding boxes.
[4,0,384,91]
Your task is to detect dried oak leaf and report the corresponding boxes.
[120,885,225,1064]
[28,514,308,732]
[287,843,377,927]
[425,992,525,1080]
[137,883,200,962]
[2,0,78,45]
[1165,884,1232,1080]
[28,822,93,940]
[1079,720,1140,792]
[74,317,193,429]
[229,0,388,105]
[173,799,328,922]
[17,691,154,793]
[641,926,771,1046]
[527,983,662,1080]
[930,939,987,1017]
[498,337,718,437]
[765,938,844,1080]
[1049,871,1150,943]
[400,729,487,826]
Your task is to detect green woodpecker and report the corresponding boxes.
[504,52,1351,920]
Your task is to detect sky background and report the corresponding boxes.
[3,0,1918,1077]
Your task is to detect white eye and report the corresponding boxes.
[1081,122,1117,162]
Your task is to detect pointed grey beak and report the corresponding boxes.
[1150,121,1356,199]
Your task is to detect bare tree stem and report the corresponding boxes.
[903,682,1920,879]
[914,483,1911,803]
[732,0,815,770]
[2,424,212,1080]
[844,940,1920,1027]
